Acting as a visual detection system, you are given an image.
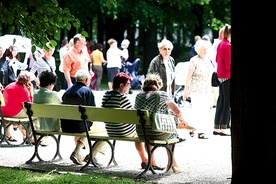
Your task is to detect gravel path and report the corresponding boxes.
[0,134,231,183]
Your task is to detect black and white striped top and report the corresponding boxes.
[102,90,136,137]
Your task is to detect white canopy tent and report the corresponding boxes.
[0,34,32,53]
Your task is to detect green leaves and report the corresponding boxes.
[106,0,117,8]
[45,40,57,51]
[80,31,88,38]
[0,0,80,50]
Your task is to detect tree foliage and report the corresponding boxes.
[0,0,230,62]
[0,0,230,46]
[0,0,80,50]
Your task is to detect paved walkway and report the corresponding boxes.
[0,90,232,184]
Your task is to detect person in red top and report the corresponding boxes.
[2,71,38,141]
[213,24,231,136]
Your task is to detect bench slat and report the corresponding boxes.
[26,104,151,126]
[35,130,179,144]
[82,106,152,126]
[35,130,87,137]
[25,103,82,120]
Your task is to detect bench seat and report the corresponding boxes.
[23,102,182,178]
[35,130,180,144]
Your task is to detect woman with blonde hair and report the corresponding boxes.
[183,39,214,139]
[106,38,123,90]
[135,73,194,173]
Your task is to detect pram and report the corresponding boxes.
[124,58,145,90]
[174,61,191,107]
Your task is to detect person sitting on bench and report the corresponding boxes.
[2,71,39,142]
[61,69,95,165]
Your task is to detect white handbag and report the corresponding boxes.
[152,112,177,133]
[151,94,177,133]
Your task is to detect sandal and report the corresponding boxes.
[6,136,17,142]
[141,162,165,170]
[198,133,208,139]
[31,141,48,147]
[178,137,186,143]
[189,131,195,137]
[167,166,184,173]
[176,135,186,142]
[152,165,165,170]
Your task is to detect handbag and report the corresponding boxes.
[152,113,177,133]
[212,72,220,87]
[151,94,177,133]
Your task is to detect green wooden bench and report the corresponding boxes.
[23,102,182,178]
[0,103,36,147]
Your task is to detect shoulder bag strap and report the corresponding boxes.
[42,57,53,72]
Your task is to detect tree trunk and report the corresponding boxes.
[231,1,276,183]
[141,22,158,75]
[192,4,203,37]
[105,17,131,46]
[126,25,136,62]
[97,15,105,46]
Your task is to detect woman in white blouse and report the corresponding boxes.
[183,39,214,139]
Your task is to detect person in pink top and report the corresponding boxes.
[2,71,38,141]
[213,24,231,136]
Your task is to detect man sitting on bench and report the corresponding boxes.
[61,69,95,165]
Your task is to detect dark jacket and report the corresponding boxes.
[61,82,95,133]
[147,55,175,95]
[0,56,16,87]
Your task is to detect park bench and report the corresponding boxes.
[0,100,35,147]
[0,115,33,147]
[23,102,182,178]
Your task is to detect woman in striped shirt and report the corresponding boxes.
[134,73,192,173]
[102,72,164,170]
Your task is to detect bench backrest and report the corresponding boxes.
[82,105,152,126]
[23,102,151,126]
[23,103,82,121]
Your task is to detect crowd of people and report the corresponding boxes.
[0,24,231,173]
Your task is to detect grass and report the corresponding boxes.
[0,167,148,184]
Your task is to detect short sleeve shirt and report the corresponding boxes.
[63,47,91,78]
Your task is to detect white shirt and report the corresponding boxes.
[106,47,122,69]
[163,59,175,96]
[30,56,56,77]
[121,46,129,61]
[7,58,28,77]
[59,46,69,73]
